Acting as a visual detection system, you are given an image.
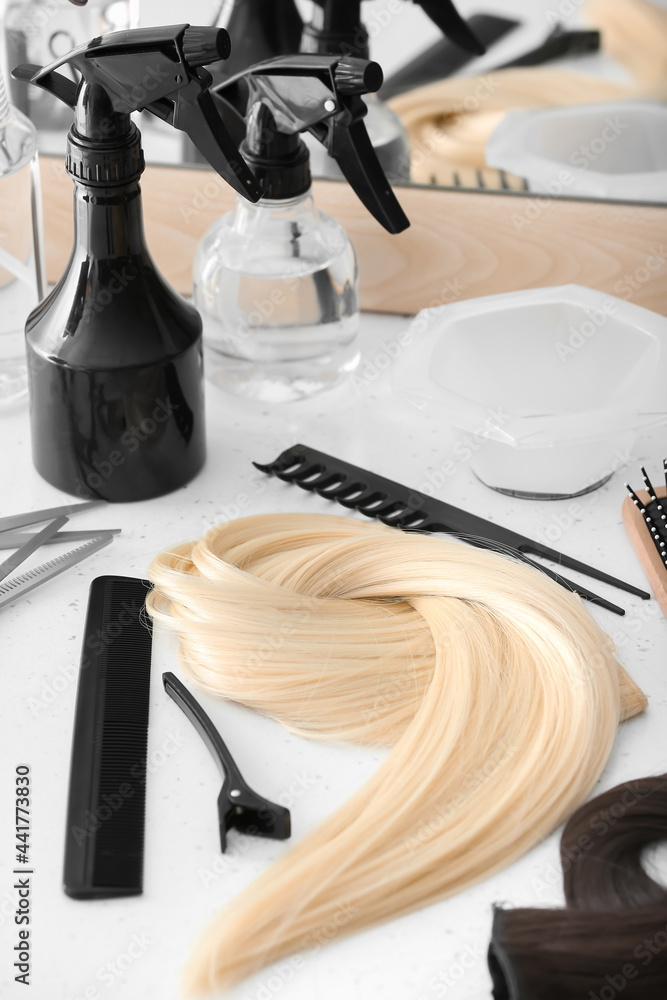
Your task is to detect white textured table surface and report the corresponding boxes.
[1,312,666,1000]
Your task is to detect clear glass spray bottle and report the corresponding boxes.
[194,53,410,403]
[195,182,360,403]
[0,70,44,408]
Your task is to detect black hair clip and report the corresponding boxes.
[163,673,291,852]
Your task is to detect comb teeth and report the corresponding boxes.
[254,453,435,526]
[628,463,667,569]
[254,445,651,614]
[254,449,435,520]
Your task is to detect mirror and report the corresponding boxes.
[4,0,666,205]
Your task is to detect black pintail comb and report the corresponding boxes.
[163,673,291,852]
[254,444,652,617]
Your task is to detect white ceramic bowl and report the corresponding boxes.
[392,285,667,498]
[486,101,667,202]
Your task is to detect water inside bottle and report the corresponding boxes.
[198,253,360,403]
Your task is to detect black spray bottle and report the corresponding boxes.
[302,0,484,181]
[211,0,303,91]
[13,25,262,501]
[185,0,482,179]
[182,0,303,160]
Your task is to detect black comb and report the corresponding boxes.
[163,673,291,852]
[254,444,652,617]
[64,577,153,899]
[380,14,519,100]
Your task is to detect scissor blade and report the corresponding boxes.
[0,534,114,610]
[0,516,68,583]
[0,501,105,534]
[0,528,122,549]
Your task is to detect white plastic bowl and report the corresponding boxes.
[486,101,667,202]
[392,285,667,498]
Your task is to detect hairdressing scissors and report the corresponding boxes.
[0,501,120,610]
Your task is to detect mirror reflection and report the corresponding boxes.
[3,0,666,203]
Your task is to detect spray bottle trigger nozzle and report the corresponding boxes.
[213,54,410,233]
[334,57,383,96]
[12,64,78,109]
[181,27,230,68]
[12,25,263,204]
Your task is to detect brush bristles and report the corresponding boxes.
[641,466,663,510]
[628,463,667,567]
[625,483,646,512]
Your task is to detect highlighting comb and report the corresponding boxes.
[163,672,291,852]
[254,444,652,616]
[623,461,667,619]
